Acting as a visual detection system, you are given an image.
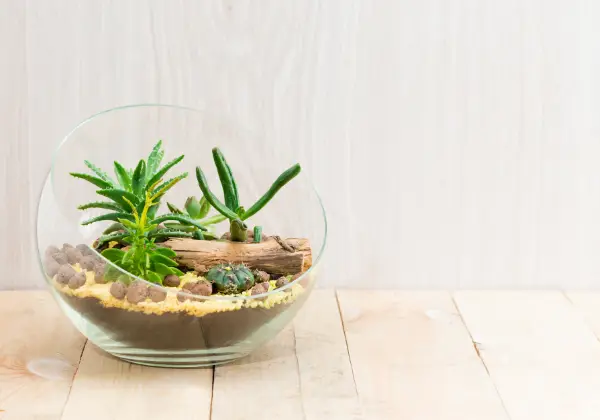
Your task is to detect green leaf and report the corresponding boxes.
[198,196,210,219]
[150,253,178,267]
[164,222,196,232]
[185,196,202,219]
[167,202,184,214]
[97,189,141,209]
[77,201,123,212]
[195,166,239,220]
[113,161,132,191]
[131,160,147,197]
[146,140,164,177]
[212,147,239,211]
[102,222,125,234]
[171,267,184,276]
[150,213,207,231]
[81,212,135,226]
[199,214,227,226]
[193,230,204,240]
[154,247,177,258]
[151,173,188,200]
[149,228,194,240]
[84,160,116,187]
[242,163,301,220]
[96,231,129,246]
[101,248,126,264]
[145,270,162,285]
[69,172,113,189]
[104,265,122,282]
[146,155,185,189]
[122,248,135,264]
[117,218,137,230]
[153,262,175,276]
[147,204,159,220]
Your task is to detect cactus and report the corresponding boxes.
[206,263,255,294]
[195,147,301,242]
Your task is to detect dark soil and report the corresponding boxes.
[56,285,311,352]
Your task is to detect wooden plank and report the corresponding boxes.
[204,289,364,420]
[455,291,600,420]
[60,344,213,420]
[294,290,364,420]
[565,292,600,337]
[0,291,86,420]
[211,325,304,420]
[337,290,508,420]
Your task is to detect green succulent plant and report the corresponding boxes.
[206,263,255,293]
[195,147,301,242]
[70,140,200,231]
[164,196,227,240]
[99,182,202,285]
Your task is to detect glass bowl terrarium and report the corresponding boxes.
[36,105,326,367]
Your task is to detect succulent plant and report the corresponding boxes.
[196,147,301,241]
[70,140,200,234]
[206,263,255,294]
[99,182,204,285]
[164,195,226,240]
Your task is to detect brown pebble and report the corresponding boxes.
[52,252,68,265]
[276,276,290,289]
[80,255,96,271]
[45,245,61,258]
[254,270,270,283]
[76,244,94,256]
[110,282,127,299]
[148,286,167,302]
[126,280,149,304]
[65,248,83,264]
[68,272,86,289]
[178,280,212,301]
[250,282,269,296]
[163,274,180,287]
[56,265,76,285]
[94,265,106,284]
[62,243,74,252]
[44,258,61,277]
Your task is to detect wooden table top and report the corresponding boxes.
[2,289,600,420]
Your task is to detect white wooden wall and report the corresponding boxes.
[3,0,600,290]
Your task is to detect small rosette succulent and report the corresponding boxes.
[206,263,255,294]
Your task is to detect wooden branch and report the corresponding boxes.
[162,237,312,275]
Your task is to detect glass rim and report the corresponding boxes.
[36,103,328,301]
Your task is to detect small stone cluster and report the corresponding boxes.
[46,243,305,307]
[44,243,105,289]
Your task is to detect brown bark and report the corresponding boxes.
[162,237,312,275]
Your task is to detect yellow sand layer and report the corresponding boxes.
[52,264,304,317]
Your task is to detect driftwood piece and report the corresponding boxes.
[162,237,312,275]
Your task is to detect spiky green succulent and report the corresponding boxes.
[99,182,202,285]
[206,263,255,293]
[70,140,201,234]
[195,147,301,242]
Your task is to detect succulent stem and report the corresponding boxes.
[230,219,248,242]
[253,226,262,243]
[212,147,239,211]
[241,163,301,220]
